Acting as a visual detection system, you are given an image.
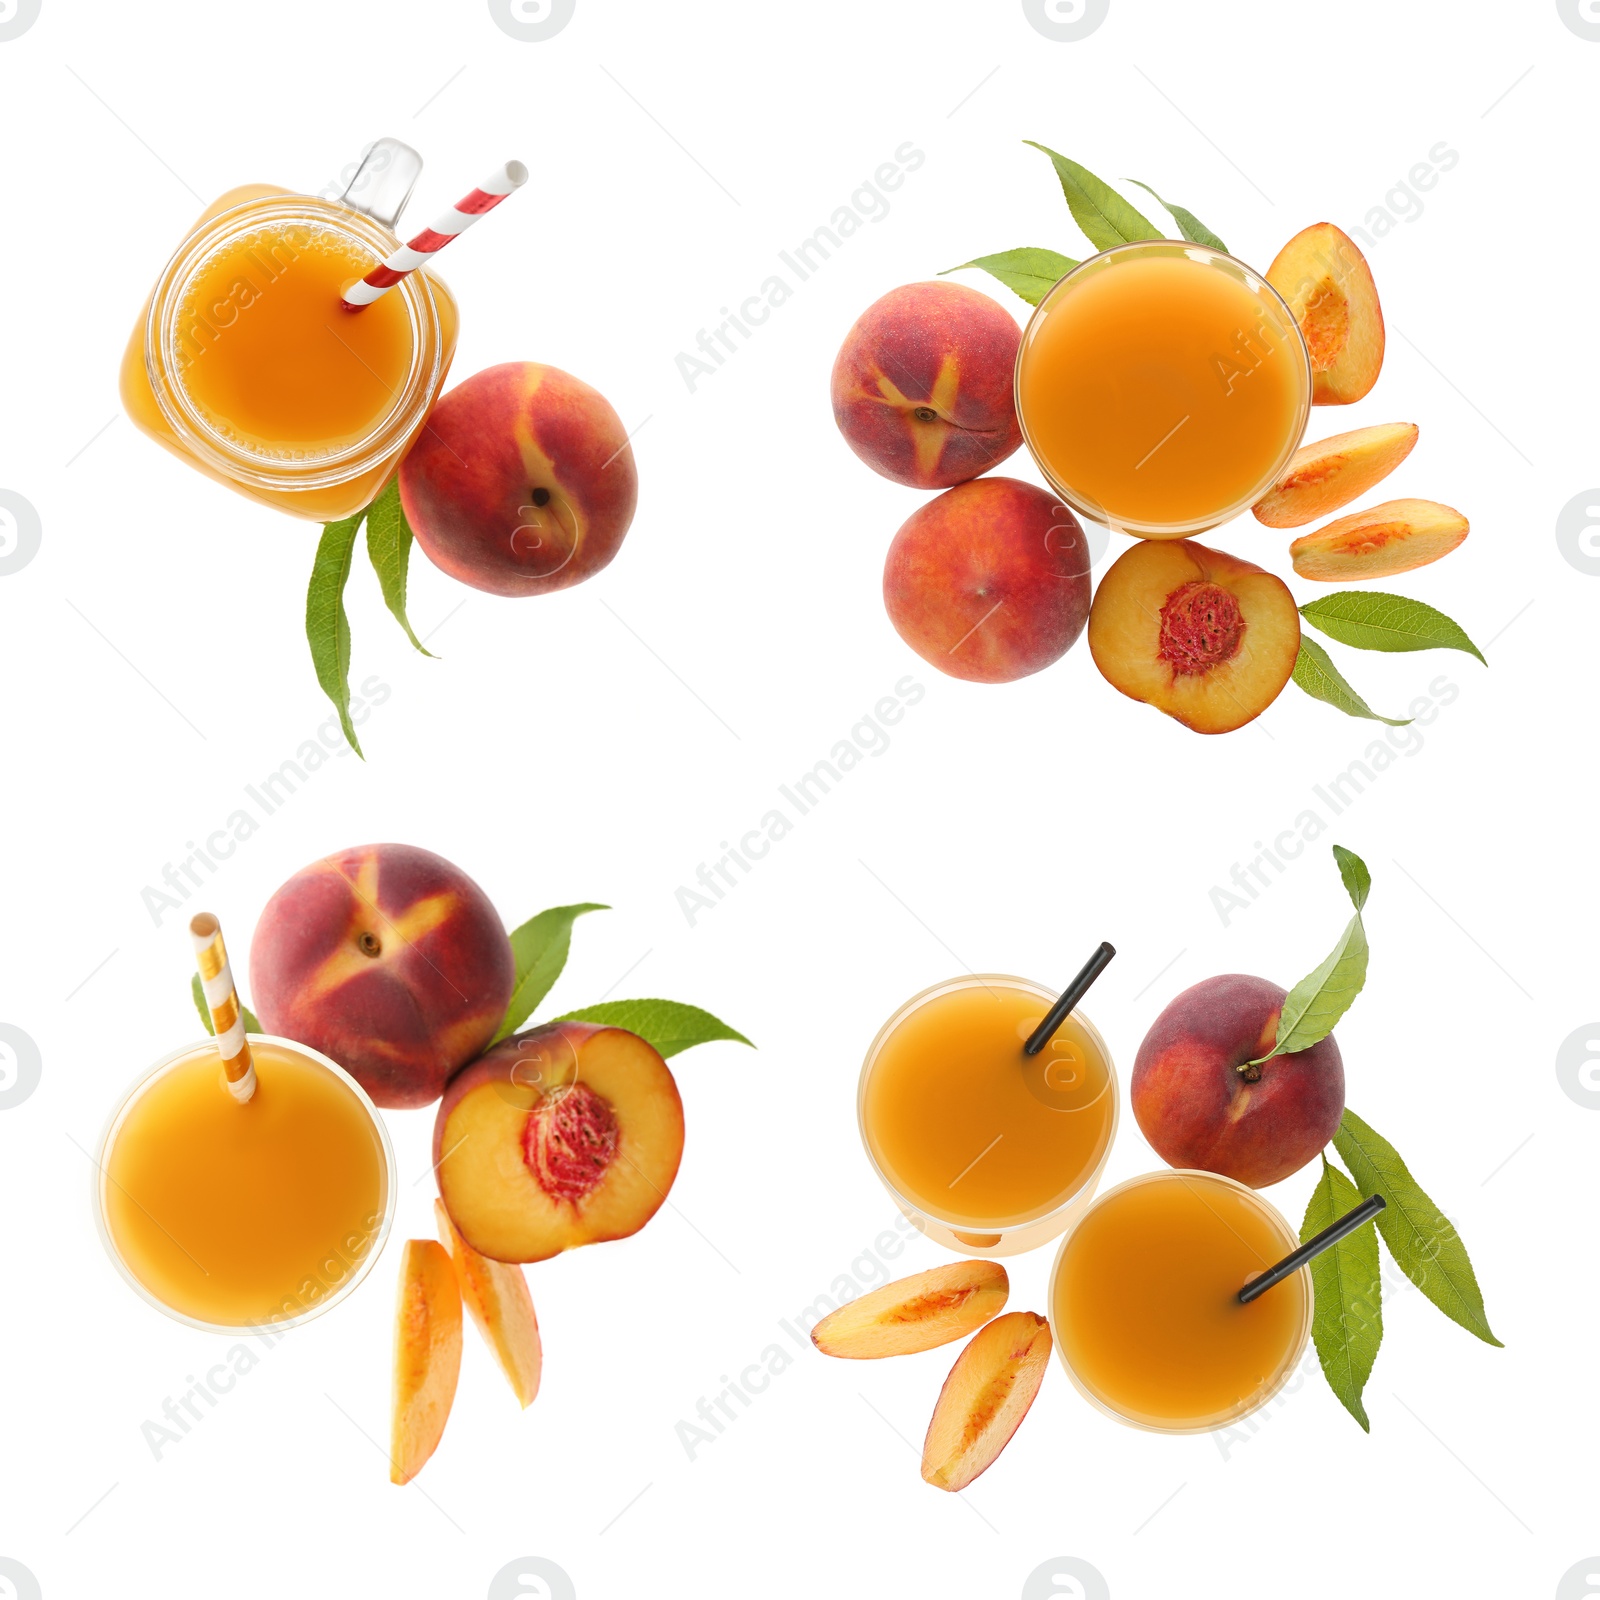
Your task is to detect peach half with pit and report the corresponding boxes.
[1131,973,1346,1189]
[434,1022,685,1265]
[1087,539,1300,734]
[831,281,1023,488]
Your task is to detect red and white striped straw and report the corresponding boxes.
[340,159,528,311]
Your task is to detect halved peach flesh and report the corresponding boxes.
[1267,223,1384,405]
[1088,538,1300,734]
[1290,498,1468,581]
[434,1022,684,1264]
[435,1199,542,1408]
[921,1311,1051,1492]
[391,1239,463,1485]
[1253,423,1418,528]
[812,1261,1009,1359]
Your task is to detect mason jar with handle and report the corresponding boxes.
[119,138,459,522]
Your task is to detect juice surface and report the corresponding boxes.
[862,981,1114,1227]
[1052,1172,1308,1430]
[102,1041,387,1327]
[1017,252,1305,528]
[174,220,414,458]
[118,186,459,521]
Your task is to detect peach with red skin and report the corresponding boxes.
[434,1021,685,1264]
[399,362,637,598]
[883,477,1091,683]
[832,282,1022,488]
[249,843,514,1111]
[1131,974,1345,1188]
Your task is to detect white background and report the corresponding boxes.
[0,2,1594,1596]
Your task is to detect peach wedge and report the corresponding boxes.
[1290,498,1469,582]
[1253,423,1418,529]
[922,1311,1051,1492]
[391,1240,463,1485]
[1267,223,1384,405]
[1088,539,1300,734]
[811,1262,1009,1359]
[435,1200,542,1408]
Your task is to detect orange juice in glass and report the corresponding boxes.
[120,141,457,521]
[858,975,1117,1256]
[1048,1169,1311,1432]
[97,1035,395,1331]
[1015,241,1311,537]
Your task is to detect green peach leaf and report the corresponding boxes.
[941,248,1078,306]
[1333,1108,1501,1347]
[1272,912,1368,1059]
[549,998,753,1059]
[1332,844,1371,913]
[365,477,434,657]
[306,511,366,758]
[1024,142,1162,251]
[1302,1154,1383,1431]
[191,974,259,1037]
[1252,846,1371,1066]
[1291,637,1411,726]
[1127,180,1228,252]
[494,903,609,1043]
[1299,592,1486,666]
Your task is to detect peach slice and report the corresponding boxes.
[1290,498,1468,582]
[921,1311,1051,1492]
[434,1199,542,1408]
[434,1022,684,1264]
[1087,538,1300,734]
[1253,423,1418,529]
[391,1239,463,1485]
[1266,223,1385,405]
[811,1261,1009,1359]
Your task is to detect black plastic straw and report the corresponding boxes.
[1237,1193,1386,1305]
[1022,942,1116,1057]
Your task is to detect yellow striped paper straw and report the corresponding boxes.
[190,912,256,1103]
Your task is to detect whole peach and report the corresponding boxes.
[831,282,1022,488]
[883,477,1091,683]
[1131,973,1345,1188]
[249,844,515,1109]
[399,362,637,598]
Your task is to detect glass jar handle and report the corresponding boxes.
[338,137,423,230]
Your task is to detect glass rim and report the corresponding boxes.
[142,194,443,491]
[1014,238,1313,539]
[856,972,1120,1236]
[1046,1166,1313,1435]
[93,1033,397,1336]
